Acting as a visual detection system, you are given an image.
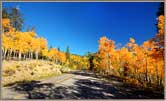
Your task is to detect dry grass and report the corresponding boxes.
[2,60,71,86]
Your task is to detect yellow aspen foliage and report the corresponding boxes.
[130,38,135,43]
[48,48,59,61]
[2,18,10,28]
[96,32,164,87]
[59,52,66,63]
[42,48,49,58]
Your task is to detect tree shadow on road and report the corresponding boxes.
[70,70,96,77]
[9,71,164,99]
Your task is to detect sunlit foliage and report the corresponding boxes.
[93,14,164,87]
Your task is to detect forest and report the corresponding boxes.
[2,3,164,92]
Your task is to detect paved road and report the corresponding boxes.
[1,70,164,99]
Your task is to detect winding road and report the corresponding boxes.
[1,70,164,99]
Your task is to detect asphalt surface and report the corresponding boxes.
[1,70,164,99]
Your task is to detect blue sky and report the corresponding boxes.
[2,2,160,55]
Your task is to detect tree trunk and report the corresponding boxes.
[159,71,162,86]
[24,54,26,60]
[35,50,38,60]
[2,49,6,59]
[19,52,22,60]
[2,48,4,59]
[13,51,16,60]
[28,52,31,59]
[10,49,13,60]
[30,52,33,59]
[155,61,159,86]
[16,52,19,60]
[145,55,148,83]
[7,49,10,59]
[148,75,152,86]
[4,49,7,60]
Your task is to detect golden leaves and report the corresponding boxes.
[96,33,164,85]
[129,38,135,43]
[2,18,10,27]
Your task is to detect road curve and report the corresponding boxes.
[1,70,164,99]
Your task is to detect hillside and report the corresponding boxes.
[2,60,71,86]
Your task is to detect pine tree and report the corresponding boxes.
[66,46,70,63]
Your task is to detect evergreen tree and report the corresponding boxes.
[2,8,9,18]
[58,47,60,51]
[66,46,70,62]
[9,7,24,31]
[157,2,164,16]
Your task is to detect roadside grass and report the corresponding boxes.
[2,60,71,87]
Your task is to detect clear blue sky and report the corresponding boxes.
[2,2,160,56]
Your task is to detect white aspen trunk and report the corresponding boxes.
[19,52,22,60]
[7,49,10,58]
[31,52,33,59]
[24,54,26,60]
[35,50,38,60]
[13,51,17,59]
[4,49,8,59]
